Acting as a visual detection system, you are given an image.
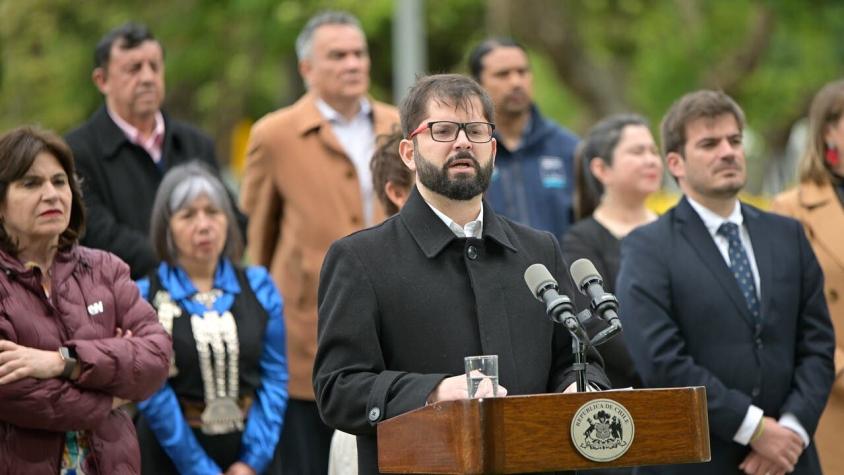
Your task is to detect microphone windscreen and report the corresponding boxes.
[524,263,556,298]
[570,258,602,290]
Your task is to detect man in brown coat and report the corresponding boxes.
[240,10,399,474]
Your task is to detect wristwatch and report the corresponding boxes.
[58,346,78,379]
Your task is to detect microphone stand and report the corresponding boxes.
[569,308,623,393]
[571,334,589,393]
[568,309,592,393]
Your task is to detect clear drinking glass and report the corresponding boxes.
[464,355,500,398]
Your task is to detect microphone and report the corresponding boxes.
[569,258,622,344]
[524,263,588,341]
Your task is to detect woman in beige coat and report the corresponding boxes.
[772,79,844,475]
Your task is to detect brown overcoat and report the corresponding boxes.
[772,182,844,475]
[240,93,399,399]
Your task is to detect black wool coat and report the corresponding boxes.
[65,106,245,278]
[314,188,609,475]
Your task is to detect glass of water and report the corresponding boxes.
[464,355,500,398]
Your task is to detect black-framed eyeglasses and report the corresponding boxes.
[408,121,495,143]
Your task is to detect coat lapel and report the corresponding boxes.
[293,94,348,157]
[399,188,458,258]
[798,183,844,270]
[675,198,756,328]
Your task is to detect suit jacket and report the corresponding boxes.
[66,106,244,279]
[616,196,834,474]
[313,188,610,475]
[240,93,399,399]
[772,182,844,474]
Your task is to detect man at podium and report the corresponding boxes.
[617,90,835,474]
[313,73,610,474]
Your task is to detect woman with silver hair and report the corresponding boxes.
[135,162,288,475]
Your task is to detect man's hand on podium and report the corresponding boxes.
[426,373,508,404]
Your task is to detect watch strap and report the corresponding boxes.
[59,346,78,379]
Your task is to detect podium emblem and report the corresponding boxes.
[570,398,635,462]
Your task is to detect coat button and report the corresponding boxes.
[752,387,760,397]
[467,245,479,260]
[368,407,381,422]
[829,289,839,303]
[755,338,763,350]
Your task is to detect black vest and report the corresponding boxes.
[146,267,268,401]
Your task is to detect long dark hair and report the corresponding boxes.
[0,126,86,254]
[574,114,649,220]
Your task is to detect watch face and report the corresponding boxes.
[59,346,76,362]
[59,346,77,379]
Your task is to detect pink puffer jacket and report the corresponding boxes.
[0,246,171,475]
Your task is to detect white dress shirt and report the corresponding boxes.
[315,98,377,226]
[426,201,484,238]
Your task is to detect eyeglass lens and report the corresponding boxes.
[430,122,493,143]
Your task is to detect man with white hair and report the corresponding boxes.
[240,10,398,474]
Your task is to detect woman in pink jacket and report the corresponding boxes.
[0,126,172,474]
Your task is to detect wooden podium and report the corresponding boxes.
[377,387,709,474]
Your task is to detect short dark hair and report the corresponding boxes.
[94,22,158,69]
[371,127,413,216]
[149,162,244,265]
[467,37,527,81]
[575,114,650,219]
[660,89,745,158]
[0,126,86,254]
[399,74,495,138]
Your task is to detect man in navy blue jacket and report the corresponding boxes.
[617,90,834,474]
[469,38,579,239]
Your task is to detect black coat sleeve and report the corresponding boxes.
[313,240,449,435]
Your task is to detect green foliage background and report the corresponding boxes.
[1,0,843,193]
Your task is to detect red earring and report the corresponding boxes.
[826,146,840,167]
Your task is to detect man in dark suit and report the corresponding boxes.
[313,74,610,474]
[617,90,835,474]
[66,22,243,278]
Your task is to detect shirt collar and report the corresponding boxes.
[107,108,165,145]
[315,97,372,124]
[157,258,241,301]
[686,196,743,237]
[425,200,484,238]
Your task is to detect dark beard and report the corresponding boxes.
[415,150,493,200]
